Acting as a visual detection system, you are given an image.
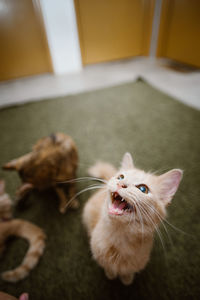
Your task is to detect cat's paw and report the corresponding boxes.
[70,199,79,209]
[59,199,79,213]
[120,273,135,285]
[59,205,67,214]
[105,269,116,280]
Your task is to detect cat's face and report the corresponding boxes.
[107,153,183,228]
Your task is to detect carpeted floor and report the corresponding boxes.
[0,79,199,300]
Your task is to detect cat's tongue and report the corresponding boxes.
[113,200,126,210]
[109,198,126,215]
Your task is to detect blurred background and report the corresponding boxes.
[0,0,200,108]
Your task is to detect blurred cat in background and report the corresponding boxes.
[0,180,46,283]
[3,133,79,213]
[83,153,182,285]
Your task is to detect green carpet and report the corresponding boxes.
[0,79,199,300]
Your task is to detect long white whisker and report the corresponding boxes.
[128,207,135,227]
[162,218,190,236]
[141,198,190,237]
[133,199,144,241]
[137,201,166,253]
[137,204,145,241]
[65,184,105,208]
[141,198,173,246]
[57,176,107,184]
[129,192,166,252]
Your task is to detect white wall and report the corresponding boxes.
[39,0,162,74]
[149,0,163,57]
[39,0,82,74]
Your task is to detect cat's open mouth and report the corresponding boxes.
[109,192,134,216]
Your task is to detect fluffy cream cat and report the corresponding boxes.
[83,153,183,285]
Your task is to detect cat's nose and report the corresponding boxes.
[117,183,127,189]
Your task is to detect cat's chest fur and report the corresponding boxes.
[90,217,153,273]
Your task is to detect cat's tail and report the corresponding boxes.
[1,219,46,283]
[88,161,117,181]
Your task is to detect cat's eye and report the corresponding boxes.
[136,184,149,194]
[117,174,124,180]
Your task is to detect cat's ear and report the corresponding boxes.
[120,152,134,170]
[0,180,5,195]
[158,169,183,205]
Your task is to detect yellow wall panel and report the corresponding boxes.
[157,0,200,67]
[0,0,53,81]
[75,0,155,65]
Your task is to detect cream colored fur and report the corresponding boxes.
[83,153,183,285]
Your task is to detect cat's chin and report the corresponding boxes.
[108,192,134,217]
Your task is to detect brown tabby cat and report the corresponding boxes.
[3,133,78,213]
[0,180,46,283]
[83,153,183,285]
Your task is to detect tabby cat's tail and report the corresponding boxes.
[88,161,117,181]
[1,219,46,283]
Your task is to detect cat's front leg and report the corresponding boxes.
[119,273,135,285]
[55,187,68,213]
[15,183,34,202]
[104,268,117,280]
[68,182,79,209]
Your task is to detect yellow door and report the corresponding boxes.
[0,0,53,81]
[74,0,155,65]
[157,0,200,67]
